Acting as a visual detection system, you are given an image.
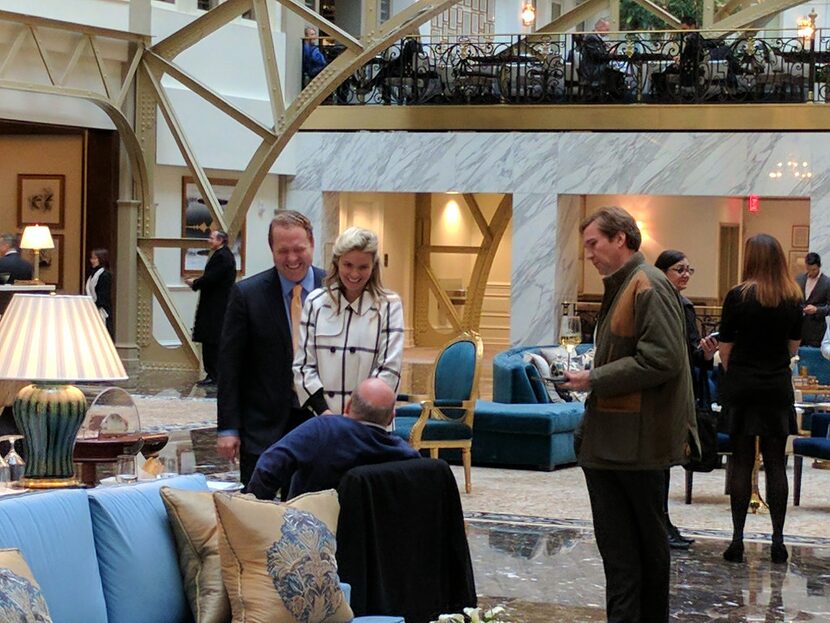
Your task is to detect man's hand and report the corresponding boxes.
[699,336,719,360]
[185,277,194,287]
[217,435,240,461]
[561,369,591,392]
[805,304,818,315]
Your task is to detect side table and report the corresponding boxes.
[73,433,169,486]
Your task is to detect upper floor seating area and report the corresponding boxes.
[312,28,830,105]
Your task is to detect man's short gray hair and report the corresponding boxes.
[350,385,394,425]
[0,233,17,248]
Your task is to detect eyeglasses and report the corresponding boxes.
[670,266,695,276]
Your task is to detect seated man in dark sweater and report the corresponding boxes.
[247,378,419,500]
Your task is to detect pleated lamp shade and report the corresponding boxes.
[0,294,126,382]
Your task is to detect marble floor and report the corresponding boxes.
[117,350,830,622]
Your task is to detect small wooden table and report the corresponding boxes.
[73,433,169,486]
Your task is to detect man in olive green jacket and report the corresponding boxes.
[564,207,696,623]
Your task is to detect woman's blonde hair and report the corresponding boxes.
[740,233,802,307]
[325,227,387,300]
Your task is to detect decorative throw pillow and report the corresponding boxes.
[214,490,351,623]
[523,352,564,403]
[0,549,53,623]
[161,487,342,623]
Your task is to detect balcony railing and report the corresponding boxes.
[304,29,829,105]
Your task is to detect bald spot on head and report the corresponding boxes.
[345,378,396,426]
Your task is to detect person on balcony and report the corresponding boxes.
[796,251,830,347]
[576,18,627,101]
[302,26,327,85]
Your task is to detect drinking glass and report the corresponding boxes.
[157,456,178,479]
[559,314,582,371]
[115,454,138,484]
[0,454,9,487]
[1,435,25,484]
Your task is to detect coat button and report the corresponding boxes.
[330,347,336,353]
[349,347,356,354]
[328,391,335,397]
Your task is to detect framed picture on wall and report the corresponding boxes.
[17,174,65,229]
[792,225,810,249]
[180,176,246,277]
[789,250,807,279]
[20,233,63,290]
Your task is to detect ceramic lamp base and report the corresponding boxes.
[13,384,87,487]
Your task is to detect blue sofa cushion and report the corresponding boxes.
[87,474,209,623]
[474,400,583,435]
[793,437,830,460]
[0,489,107,623]
[394,416,473,442]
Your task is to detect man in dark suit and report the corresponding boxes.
[796,252,830,346]
[217,211,325,485]
[185,230,236,386]
[0,233,33,283]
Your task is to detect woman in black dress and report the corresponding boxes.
[85,248,113,337]
[719,234,802,564]
[655,250,718,549]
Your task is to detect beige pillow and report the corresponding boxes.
[214,490,352,623]
[161,488,343,623]
[160,488,230,623]
[0,548,53,623]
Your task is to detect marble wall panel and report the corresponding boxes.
[289,130,830,346]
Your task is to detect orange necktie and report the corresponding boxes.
[291,283,303,352]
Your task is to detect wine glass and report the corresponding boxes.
[559,314,582,372]
[0,435,25,484]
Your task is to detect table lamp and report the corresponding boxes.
[0,294,127,488]
[19,225,54,283]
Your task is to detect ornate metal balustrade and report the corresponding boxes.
[312,28,829,105]
[564,301,721,343]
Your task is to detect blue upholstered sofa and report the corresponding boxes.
[0,474,402,623]
[472,344,587,470]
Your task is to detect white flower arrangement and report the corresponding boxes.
[432,605,511,623]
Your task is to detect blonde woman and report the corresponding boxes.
[294,227,404,416]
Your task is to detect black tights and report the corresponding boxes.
[727,435,788,543]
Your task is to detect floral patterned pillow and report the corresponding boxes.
[214,491,352,623]
[0,549,52,623]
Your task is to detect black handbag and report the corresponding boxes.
[686,369,719,472]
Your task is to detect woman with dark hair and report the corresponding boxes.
[294,227,404,417]
[85,248,113,337]
[719,234,802,564]
[655,249,718,549]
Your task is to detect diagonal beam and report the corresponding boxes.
[252,0,285,122]
[222,0,465,241]
[136,248,201,367]
[140,62,229,233]
[627,0,681,29]
[152,0,251,60]
[536,0,608,33]
[0,27,28,77]
[461,193,492,243]
[279,0,363,53]
[116,43,145,109]
[58,35,89,86]
[144,51,276,141]
[89,36,113,99]
[714,0,805,31]
[417,253,462,332]
[29,26,57,85]
[716,0,749,21]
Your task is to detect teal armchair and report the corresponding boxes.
[394,331,483,493]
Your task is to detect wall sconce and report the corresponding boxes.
[797,9,818,41]
[20,225,54,283]
[520,1,536,27]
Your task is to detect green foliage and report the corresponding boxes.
[619,0,702,31]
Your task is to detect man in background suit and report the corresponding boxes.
[796,252,830,347]
[0,233,33,283]
[185,230,236,386]
[217,211,325,485]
